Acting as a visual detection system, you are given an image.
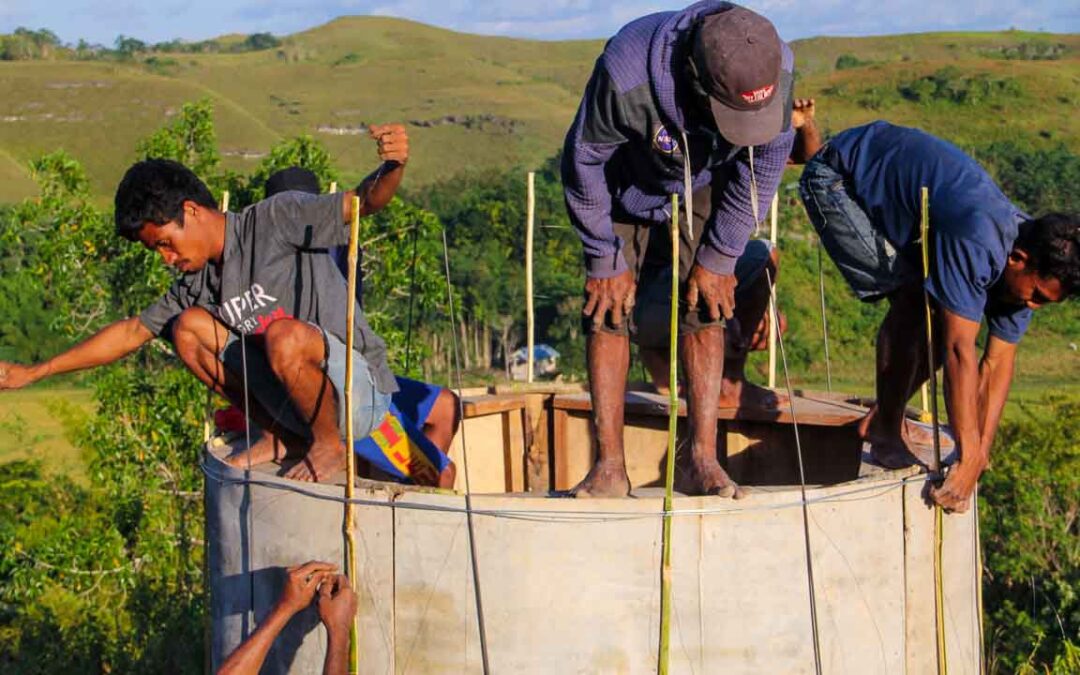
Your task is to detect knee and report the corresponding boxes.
[434,388,461,435]
[262,319,323,370]
[172,308,213,359]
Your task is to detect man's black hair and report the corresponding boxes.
[114,159,217,242]
[1015,212,1080,295]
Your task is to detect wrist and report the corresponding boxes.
[30,362,50,382]
[325,622,351,643]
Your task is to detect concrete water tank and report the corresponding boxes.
[203,390,981,674]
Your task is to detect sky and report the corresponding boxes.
[0,0,1076,47]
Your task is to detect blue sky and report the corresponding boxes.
[1,0,1076,46]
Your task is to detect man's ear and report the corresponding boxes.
[179,199,203,227]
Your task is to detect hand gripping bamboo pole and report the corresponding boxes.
[658,194,679,675]
[344,195,361,673]
[920,186,948,675]
[525,172,536,383]
[768,193,779,389]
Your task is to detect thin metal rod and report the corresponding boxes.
[441,228,492,675]
[766,266,824,675]
[657,194,679,675]
[767,193,779,389]
[344,195,361,674]
[525,172,536,383]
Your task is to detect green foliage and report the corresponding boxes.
[242,135,341,206]
[135,99,222,182]
[982,41,1070,61]
[899,66,1024,106]
[0,28,61,60]
[834,53,872,70]
[981,400,1080,672]
[976,142,1080,215]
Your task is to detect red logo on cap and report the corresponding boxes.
[740,84,775,104]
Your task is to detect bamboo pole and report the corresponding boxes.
[658,194,679,675]
[920,186,948,675]
[525,172,536,383]
[329,181,338,194]
[343,195,361,674]
[202,190,231,444]
[767,193,779,389]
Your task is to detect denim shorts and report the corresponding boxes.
[799,147,918,301]
[219,325,392,441]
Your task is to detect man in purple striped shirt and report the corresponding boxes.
[561,2,794,497]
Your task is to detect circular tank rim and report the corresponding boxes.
[200,443,931,518]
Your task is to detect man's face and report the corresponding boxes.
[996,248,1066,310]
[136,203,211,273]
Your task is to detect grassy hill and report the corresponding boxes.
[0,18,1075,202]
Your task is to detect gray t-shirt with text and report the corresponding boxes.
[138,191,396,394]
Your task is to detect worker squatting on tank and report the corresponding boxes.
[0,124,459,487]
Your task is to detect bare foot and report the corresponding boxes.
[929,464,981,513]
[285,442,348,482]
[225,430,298,469]
[689,455,744,498]
[718,378,787,411]
[859,407,951,469]
[570,460,631,498]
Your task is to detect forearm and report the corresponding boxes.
[943,337,983,466]
[322,629,350,675]
[218,606,293,675]
[790,120,823,164]
[356,161,404,216]
[36,318,152,382]
[976,340,1016,459]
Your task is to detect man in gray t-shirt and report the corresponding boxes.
[0,124,411,483]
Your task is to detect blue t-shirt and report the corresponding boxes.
[827,121,1032,343]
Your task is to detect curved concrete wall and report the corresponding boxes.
[204,447,981,674]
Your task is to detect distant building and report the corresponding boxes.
[509,344,560,381]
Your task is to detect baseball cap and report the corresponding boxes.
[265,166,320,197]
[690,6,790,147]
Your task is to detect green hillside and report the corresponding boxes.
[0,19,1076,202]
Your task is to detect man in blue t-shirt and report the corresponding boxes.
[800,121,1079,512]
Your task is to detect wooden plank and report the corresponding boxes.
[552,408,570,491]
[552,391,862,428]
[462,394,527,418]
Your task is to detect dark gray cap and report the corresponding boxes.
[691,6,788,147]
[265,166,320,197]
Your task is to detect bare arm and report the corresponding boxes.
[976,335,1017,460]
[930,308,985,512]
[0,317,153,390]
[217,561,338,675]
[217,604,294,675]
[340,123,409,222]
[789,98,822,165]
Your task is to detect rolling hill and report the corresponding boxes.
[0,18,1076,202]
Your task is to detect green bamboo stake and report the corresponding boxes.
[344,195,361,674]
[920,186,948,675]
[658,194,679,674]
